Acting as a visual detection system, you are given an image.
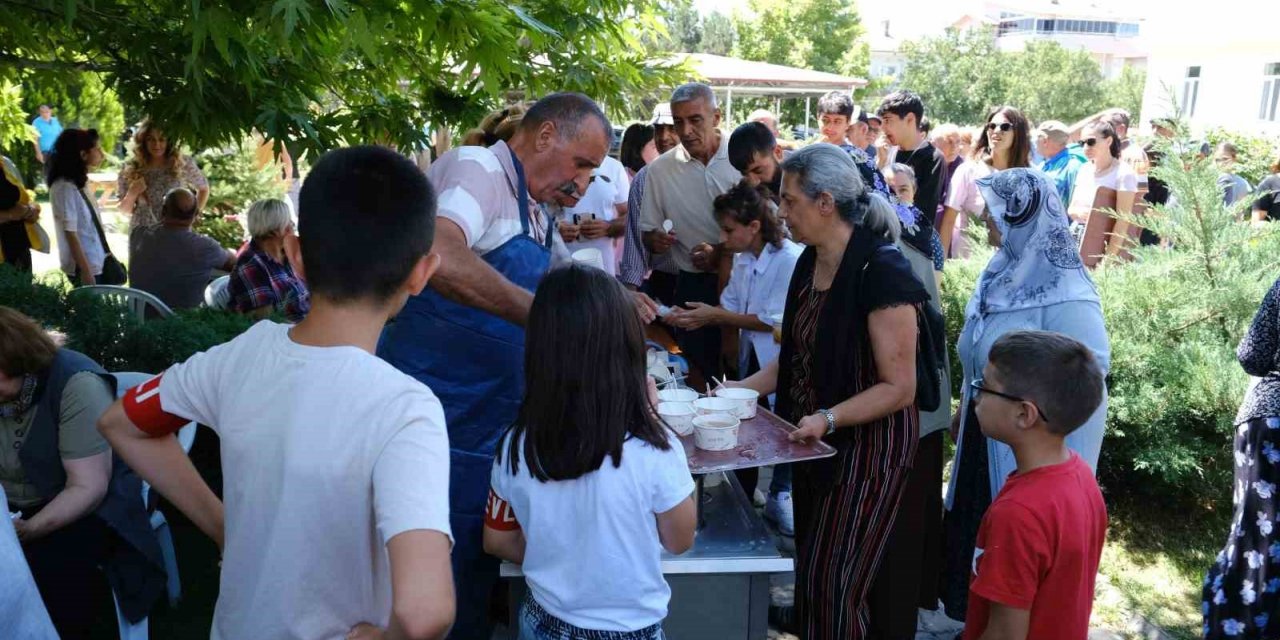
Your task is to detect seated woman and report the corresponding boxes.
[0,307,164,637]
[227,198,310,321]
[129,188,236,310]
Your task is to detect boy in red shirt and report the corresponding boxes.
[964,330,1108,640]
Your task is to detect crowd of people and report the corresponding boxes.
[0,83,1277,640]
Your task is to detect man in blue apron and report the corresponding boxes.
[378,93,612,639]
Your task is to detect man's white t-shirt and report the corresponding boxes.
[562,156,630,275]
[156,321,452,640]
[490,431,694,632]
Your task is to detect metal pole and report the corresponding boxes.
[726,87,734,126]
[805,97,811,139]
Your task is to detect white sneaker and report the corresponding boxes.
[764,491,795,536]
[752,488,767,508]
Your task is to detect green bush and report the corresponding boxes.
[1203,127,1279,187]
[199,138,285,218]
[197,216,246,250]
[939,132,1280,510]
[0,265,259,373]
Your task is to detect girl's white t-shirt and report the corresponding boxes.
[490,430,694,632]
[1069,160,1139,221]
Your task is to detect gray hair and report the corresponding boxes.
[246,198,293,239]
[888,163,917,188]
[521,92,613,146]
[670,82,718,109]
[780,143,900,242]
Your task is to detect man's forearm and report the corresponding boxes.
[430,221,535,326]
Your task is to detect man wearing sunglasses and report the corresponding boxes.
[962,330,1107,640]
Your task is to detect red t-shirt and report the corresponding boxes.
[963,452,1107,640]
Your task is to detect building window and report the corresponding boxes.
[1262,63,1280,122]
[1182,66,1201,118]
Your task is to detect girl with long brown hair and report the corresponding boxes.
[938,106,1032,258]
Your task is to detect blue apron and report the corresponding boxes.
[378,153,552,639]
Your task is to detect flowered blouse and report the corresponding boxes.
[118,155,209,229]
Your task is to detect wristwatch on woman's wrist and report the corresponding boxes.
[818,409,836,436]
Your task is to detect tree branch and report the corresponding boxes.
[0,53,111,72]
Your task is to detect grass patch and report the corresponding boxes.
[1093,494,1230,639]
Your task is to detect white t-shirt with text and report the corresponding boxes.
[490,431,694,632]
[157,321,452,640]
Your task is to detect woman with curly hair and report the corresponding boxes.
[117,120,209,229]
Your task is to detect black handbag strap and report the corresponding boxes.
[75,184,115,258]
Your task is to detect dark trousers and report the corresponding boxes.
[15,503,112,639]
[867,430,946,638]
[673,270,722,383]
[643,269,678,307]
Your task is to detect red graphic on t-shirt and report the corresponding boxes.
[122,373,189,436]
[485,489,520,531]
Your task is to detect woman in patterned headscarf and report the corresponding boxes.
[939,167,1111,621]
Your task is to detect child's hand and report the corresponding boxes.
[346,623,384,640]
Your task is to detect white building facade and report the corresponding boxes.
[983,1,1147,79]
[1138,8,1280,138]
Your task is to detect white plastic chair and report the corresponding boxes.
[111,372,198,639]
[73,286,174,321]
[203,275,231,310]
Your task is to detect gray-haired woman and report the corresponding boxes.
[226,198,309,321]
[728,143,928,639]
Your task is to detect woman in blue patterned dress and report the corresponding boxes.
[1203,275,1280,638]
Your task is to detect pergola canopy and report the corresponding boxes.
[670,53,867,98]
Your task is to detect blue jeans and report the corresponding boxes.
[518,597,666,640]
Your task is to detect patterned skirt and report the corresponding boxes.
[1203,416,1280,639]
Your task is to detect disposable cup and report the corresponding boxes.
[715,387,760,419]
[657,402,696,436]
[693,396,738,416]
[693,415,741,451]
[571,248,605,270]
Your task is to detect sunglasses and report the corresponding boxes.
[970,378,1051,423]
[986,122,1013,132]
[1082,137,1103,147]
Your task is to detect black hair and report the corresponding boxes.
[919,115,933,135]
[975,106,1031,168]
[987,330,1104,436]
[728,122,777,174]
[500,264,671,481]
[297,145,437,303]
[521,92,613,147]
[1085,121,1122,159]
[714,181,785,249]
[876,90,925,126]
[45,129,99,188]
[817,91,855,118]
[619,123,655,174]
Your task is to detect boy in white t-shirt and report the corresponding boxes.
[484,265,696,639]
[98,146,455,640]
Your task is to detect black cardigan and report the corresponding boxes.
[773,229,928,480]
